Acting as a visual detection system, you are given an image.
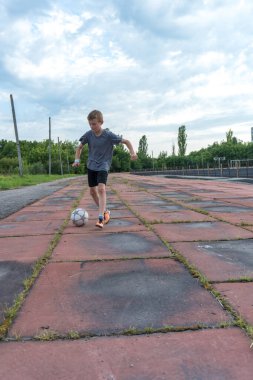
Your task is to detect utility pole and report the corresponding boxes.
[57,137,63,175]
[48,117,52,175]
[10,94,23,176]
[66,150,70,173]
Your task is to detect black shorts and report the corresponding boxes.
[87,169,108,187]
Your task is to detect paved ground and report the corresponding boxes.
[0,173,253,379]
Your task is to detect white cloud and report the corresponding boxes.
[0,0,253,156]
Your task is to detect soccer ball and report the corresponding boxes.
[71,208,89,227]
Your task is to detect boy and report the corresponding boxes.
[72,110,137,228]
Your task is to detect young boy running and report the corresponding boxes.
[72,110,137,228]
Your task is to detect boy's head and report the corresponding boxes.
[87,110,103,124]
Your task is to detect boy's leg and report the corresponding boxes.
[88,170,109,228]
[88,169,99,207]
[89,186,99,207]
[97,171,109,222]
[97,182,106,217]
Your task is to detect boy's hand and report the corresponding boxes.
[130,153,138,160]
[72,159,80,167]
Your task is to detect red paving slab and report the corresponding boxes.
[171,240,253,281]
[64,216,147,234]
[52,230,171,261]
[214,283,253,325]
[152,221,253,242]
[206,211,253,226]
[132,209,215,223]
[1,328,253,380]
[74,207,135,220]
[9,259,230,337]
[129,203,186,213]
[0,219,63,237]
[28,203,73,211]
[4,209,69,222]
[0,235,55,262]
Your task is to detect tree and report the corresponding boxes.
[178,125,187,156]
[226,129,237,144]
[172,142,176,156]
[138,135,148,158]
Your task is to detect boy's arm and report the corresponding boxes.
[121,139,138,160]
[72,144,83,167]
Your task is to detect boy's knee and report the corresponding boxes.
[90,187,97,196]
[98,183,106,194]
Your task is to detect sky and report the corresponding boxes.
[1,0,253,157]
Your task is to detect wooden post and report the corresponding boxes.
[66,150,70,174]
[10,94,23,176]
[48,117,52,175]
[58,137,63,175]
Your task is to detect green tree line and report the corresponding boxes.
[132,128,253,171]
[0,139,134,175]
[1,128,253,175]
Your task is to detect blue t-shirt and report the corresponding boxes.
[79,129,122,171]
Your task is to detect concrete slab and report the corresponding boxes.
[9,259,230,337]
[4,209,69,222]
[27,204,72,211]
[231,197,253,207]
[133,209,215,223]
[205,211,253,226]
[200,205,253,213]
[1,329,253,380]
[74,207,135,220]
[0,220,63,237]
[214,283,253,325]
[0,235,54,262]
[0,261,33,323]
[182,200,230,207]
[34,196,77,206]
[159,192,194,201]
[172,240,253,281]
[152,221,253,242]
[80,199,127,210]
[64,217,147,234]
[131,204,186,214]
[52,231,171,261]
[124,198,168,206]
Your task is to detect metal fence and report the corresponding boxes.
[131,166,253,178]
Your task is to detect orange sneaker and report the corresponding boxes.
[95,219,104,228]
[104,210,111,224]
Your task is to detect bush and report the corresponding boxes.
[28,162,47,174]
[0,157,19,174]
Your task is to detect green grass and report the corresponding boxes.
[0,174,78,190]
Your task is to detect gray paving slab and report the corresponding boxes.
[0,219,63,237]
[9,259,230,338]
[172,240,253,281]
[152,221,253,242]
[0,261,33,323]
[52,230,171,261]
